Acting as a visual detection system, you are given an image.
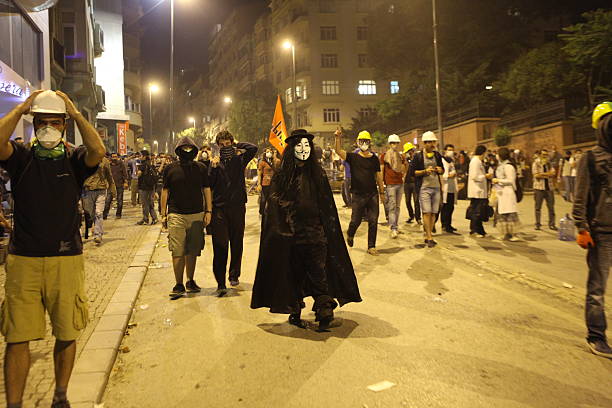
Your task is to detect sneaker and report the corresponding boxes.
[587,340,612,359]
[367,248,379,256]
[379,221,388,226]
[406,218,414,224]
[169,284,186,297]
[416,220,423,226]
[508,236,521,242]
[427,240,436,248]
[346,235,354,247]
[288,314,307,329]
[216,287,228,297]
[549,225,558,231]
[185,280,201,293]
[94,236,102,244]
[534,225,542,231]
[391,230,398,239]
[150,219,158,225]
[51,400,72,408]
[137,219,148,225]
[229,279,239,287]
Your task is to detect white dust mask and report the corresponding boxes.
[294,138,311,161]
[359,142,370,152]
[446,151,454,158]
[36,126,63,149]
[266,152,273,159]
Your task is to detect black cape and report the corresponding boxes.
[250,172,362,314]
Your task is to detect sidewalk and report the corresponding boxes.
[0,203,157,407]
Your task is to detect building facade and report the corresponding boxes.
[122,0,143,151]
[0,1,51,142]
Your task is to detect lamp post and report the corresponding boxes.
[169,0,175,149]
[148,83,159,142]
[432,0,443,147]
[283,41,297,130]
[189,117,196,129]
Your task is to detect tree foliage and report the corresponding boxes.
[494,126,512,147]
[227,81,277,147]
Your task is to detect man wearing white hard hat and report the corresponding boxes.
[0,90,106,408]
[380,134,406,238]
[409,131,444,247]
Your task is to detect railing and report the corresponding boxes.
[500,100,568,130]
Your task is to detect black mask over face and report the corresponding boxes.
[177,148,197,162]
[220,145,236,161]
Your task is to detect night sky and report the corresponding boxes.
[140,0,267,88]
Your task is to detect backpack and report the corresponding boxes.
[509,161,523,202]
[139,164,158,189]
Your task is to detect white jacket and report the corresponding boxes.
[442,158,458,204]
[494,161,517,215]
[468,156,488,199]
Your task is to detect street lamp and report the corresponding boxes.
[223,96,232,104]
[282,40,298,129]
[148,83,159,142]
[153,140,159,154]
[485,85,493,90]
[432,0,444,147]
[189,117,196,129]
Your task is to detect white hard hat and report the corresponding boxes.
[388,134,401,144]
[514,149,520,155]
[30,90,67,115]
[422,131,438,142]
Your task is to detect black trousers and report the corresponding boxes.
[259,185,271,215]
[290,244,336,319]
[404,182,421,221]
[211,204,246,288]
[586,233,611,342]
[468,198,487,235]
[341,178,352,207]
[348,192,379,249]
[440,193,455,230]
[103,187,124,218]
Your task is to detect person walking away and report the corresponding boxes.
[83,155,115,244]
[550,145,562,193]
[410,131,444,247]
[258,148,278,216]
[467,145,494,237]
[161,137,212,297]
[128,153,140,206]
[492,148,520,241]
[380,134,405,239]
[572,101,612,359]
[559,150,575,202]
[0,90,105,408]
[136,150,158,225]
[208,131,258,295]
[103,152,128,219]
[441,144,459,234]
[251,129,361,330]
[335,129,385,255]
[532,148,558,231]
[403,143,421,225]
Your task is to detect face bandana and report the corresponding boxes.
[177,146,197,162]
[220,145,235,161]
[294,138,311,161]
[36,126,63,149]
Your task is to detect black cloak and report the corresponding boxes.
[250,166,362,314]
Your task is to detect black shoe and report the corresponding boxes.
[169,284,185,297]
[318,316,334,331]
[406,218,414,224]
[416,220,423,226]
[288,314,307,329]
[445,229,460,235]
[102,215,108,220]
[450,226,458,232]
[150,219,158,225]
[346,235,354,247]
[587,339,612,359]
[185,280,201,293]
[549,225,558,231]
[216,287,228,297]
[51,400,72,408]
[427,240,436,248]
[535,225,541,231]
[137,219,148,225]
[115,215,122,219]
[229,279,239,287]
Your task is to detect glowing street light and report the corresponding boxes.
[485,85,493,90]
[223,96,233,104]
[189,117,196,128]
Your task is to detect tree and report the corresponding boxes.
[494,126,512,146]
[175,127,206,148]
[560,9,612,106]
[227,81,277,147]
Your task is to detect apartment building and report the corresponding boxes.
[0,1,51,142]
[123,0,144,150]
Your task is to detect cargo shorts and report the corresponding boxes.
[1,254,88,343]
[167,212,205,257]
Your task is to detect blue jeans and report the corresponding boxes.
[385,184,403,231]
[82,189,106,238]
[419,186,441,214]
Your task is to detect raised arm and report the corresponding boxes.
[236,142,258,164]
[0,90,44,161]
[334,129,347,161]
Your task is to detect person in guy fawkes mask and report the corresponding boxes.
[251,129,361,330]
[208,130,257,295]
[0,90,105,408]
[161,137,212,297]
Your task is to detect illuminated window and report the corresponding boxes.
[390,80,400,94]
[358,80,376,95]
[322,80,340,95]
[285,88,293,103]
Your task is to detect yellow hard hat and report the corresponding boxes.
[592,101,612,129]
[403,142,415,153]
[357,130,372,140]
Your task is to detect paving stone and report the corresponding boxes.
[73,348,117,374]
[95,314,129,332]
[69,372,107,403]
[85,330,123,350]
[103,302,133,316]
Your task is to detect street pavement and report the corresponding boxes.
[103,193,611,408]
[0,203,156,407]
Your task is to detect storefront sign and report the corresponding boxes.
[116,122,129,156]
[0,64,29,99]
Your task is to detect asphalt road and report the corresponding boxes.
[103,194,612,408]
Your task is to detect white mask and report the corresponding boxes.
[266,152,273,159]
[294,138,311,161]
[36,126,63,149]
[446,151,454,158]
[359,141,370,152]
[201,152,208,160]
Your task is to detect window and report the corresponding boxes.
[296,83,308,100]
[322,80,340,95]
[358,54,368,68]
[321,54,338,68]
[286,88,293,104]
[323,108,340,123]
[356,0,371,12]
[357,26,368,41]
[358,80,377,95]
[0,1,42,85]
[360,107,376,119]
[319,0,336,13]
[390,80,400,94]
[298,110,310,127]
[320,26,337,41]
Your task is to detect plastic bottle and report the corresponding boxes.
[559,214,575,241]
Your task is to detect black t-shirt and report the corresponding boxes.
[346,152,380,194]
[0,141,97,257]
[163,160,209,214]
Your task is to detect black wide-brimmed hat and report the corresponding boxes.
[285,129,314,144]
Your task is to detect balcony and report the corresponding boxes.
[127,110,143,128]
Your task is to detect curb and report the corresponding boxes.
[69,226,161,408]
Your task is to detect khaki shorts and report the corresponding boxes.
[1,254,88,343]
[168,212,205,257]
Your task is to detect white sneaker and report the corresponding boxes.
[391,230,398,239]
[508,236,521,242]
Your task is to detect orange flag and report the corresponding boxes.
[269,95,288,154]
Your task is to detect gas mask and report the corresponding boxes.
[265,152,273,159]
[177,146,197,162]
[220,145,236,161]
[200,151,209,161]
[358,141,370,152]
[35,126,63,149]
[294,138,311,161]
